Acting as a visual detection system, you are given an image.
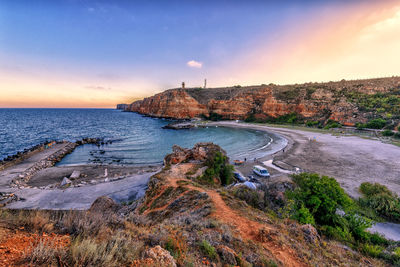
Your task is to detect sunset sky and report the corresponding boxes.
[1,0,400,108]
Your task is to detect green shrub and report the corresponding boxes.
[382,129,394,136]
[394,247,400,257]
[288,173,352,226]
[306,121,320,127]
[359,182,400,222]
[324,119,341,129]
[345,213,372,241]
[322,225,353,242]
[394,132,400,139]
[366,232,389,246]
[359,182,394,197]
[200,151,234,186]
[199,240,217,259]
[345,91,400,115]
[202,112,224,121]
[245,112,305,124]
[361,243,383,258]
[293,204,315,225]
[364,118,387,129]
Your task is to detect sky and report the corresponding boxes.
[1,0,400,108]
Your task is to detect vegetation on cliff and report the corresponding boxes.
[283,174,400,265]
[126,77,400,129]
[358,182,400,222]
[1,143,398,266]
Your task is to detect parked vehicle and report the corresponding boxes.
[253,165,270,177]
[234,172,247,182]
[233,160,244,165]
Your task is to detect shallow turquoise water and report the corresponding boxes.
[0,109,275,165]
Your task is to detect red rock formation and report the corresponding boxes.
[126,77,400,126]
[129,89,207,119]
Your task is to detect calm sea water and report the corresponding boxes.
[0,109,273,165]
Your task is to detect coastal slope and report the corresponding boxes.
[122,77,400,127]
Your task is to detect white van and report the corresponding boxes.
[253,165,270,177]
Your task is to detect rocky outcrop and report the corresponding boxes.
[126,77,400,126]
[142,245,177,267]
[89,196,119,214]
[128,89,208,119]
[116,104,128,110]
[164,142,226,165]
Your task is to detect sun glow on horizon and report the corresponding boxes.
[1,0,400,107]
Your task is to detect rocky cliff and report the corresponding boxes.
[125,77,400,126]
[116,104,128,110]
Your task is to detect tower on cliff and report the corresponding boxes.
[182,82,185,89]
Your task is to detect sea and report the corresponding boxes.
[0,108,276,165]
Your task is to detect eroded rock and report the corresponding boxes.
[142,245,177,267]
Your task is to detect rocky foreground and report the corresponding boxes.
[0,143,387,266]
[120,77,400,127]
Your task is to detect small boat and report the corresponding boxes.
[233,159,244,165]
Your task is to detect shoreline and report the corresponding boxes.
[204,121,400,199]
[2,119,400,210]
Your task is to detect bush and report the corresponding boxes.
[25,239,66,266]
[306,121,320,127]
[345,213,372,241]
[361,244,383,258]
[359,182,400,222]
[394,132,400,139]
[202,112,224,121]
[244,112,304,124]
[200,151,234,186]
[395,247,400,257]
[288,173,352,226]
[382,129,394,136]
[199,240,217,259]
[364,118,387,129]
[359,182,394,197]
[324,120,341,129]
[164,233,187,264]
[366,232,389,246]
[69,233,143,266]
[293,204,315,225]
[233,186,265,210]
[322,225,352,242]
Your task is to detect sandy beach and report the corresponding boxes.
[207,121,400,199]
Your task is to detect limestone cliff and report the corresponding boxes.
[126,77,400,126]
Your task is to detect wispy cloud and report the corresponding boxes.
[187,60,202,68]
[85,85,112,91]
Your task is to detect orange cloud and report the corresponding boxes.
[213,1,400,86]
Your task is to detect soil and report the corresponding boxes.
[144,163,306,267]
[0,223,70,266]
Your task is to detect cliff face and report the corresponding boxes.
[126,77,400,126]
[128,89,208,119]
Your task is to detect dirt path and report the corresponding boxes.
[149,164,306,267]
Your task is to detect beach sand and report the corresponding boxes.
[208,121,400,199]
